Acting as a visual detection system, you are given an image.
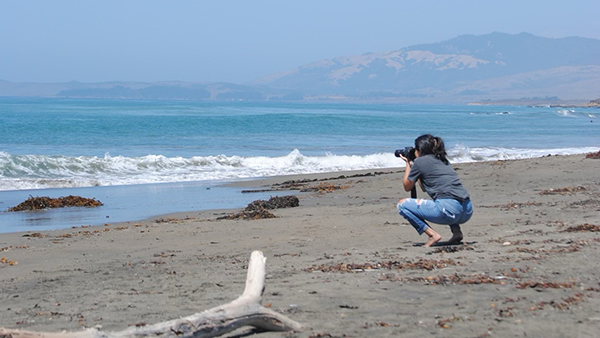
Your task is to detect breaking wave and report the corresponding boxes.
[0,147,597,191]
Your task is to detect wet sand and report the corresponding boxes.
[1,154,599,337]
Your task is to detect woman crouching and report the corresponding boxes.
[397,134,473,247]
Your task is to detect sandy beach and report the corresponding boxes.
[1,154,599,337]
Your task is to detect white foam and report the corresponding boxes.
[0,147,598,191]
[448,145,599,163]
[555,108,598,119]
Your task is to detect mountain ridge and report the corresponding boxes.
[2,32,599,104]
[251,32,600,101]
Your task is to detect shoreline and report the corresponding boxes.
[1,154,599,337]
[119,152,599,226]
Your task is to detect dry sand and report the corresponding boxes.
[1,154,599,337]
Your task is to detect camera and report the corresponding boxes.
[395,146,416,162]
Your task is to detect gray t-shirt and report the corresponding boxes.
[408,154,470,201]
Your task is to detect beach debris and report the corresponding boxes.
[246,195,299,210]
[390,273,504,285]
[516,281,575,289]
[428,244,475,254]
[361,321,398,329]
[218,208,277,220]
[0,245,28,252]
[585,150,600,159]
[0,257,18,266]
[493,238,534,246]
[7,195,103,212]
[508,241,586,256]
[496,307,515,318]
[0,251,302,338]
[298,182,351,193]
[304,258,458,273]
[242,171,394,193]
[560,223,600,232]
[152,217,196,224]
[154,218,179,223]
[243,181,351,194]
[479,201,542,210]
[569,198,600,209]
[539,186,586,195]
[21,232,47,238]
[308,333,336,338]
[217,195,299,220]
[437,315,464,329]
[386,271,581,291]
[531,293,586,311]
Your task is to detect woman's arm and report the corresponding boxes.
[402,161,416,192]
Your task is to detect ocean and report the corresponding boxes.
[1,98,598,233]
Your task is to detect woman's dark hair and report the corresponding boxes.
[414,134,449,164]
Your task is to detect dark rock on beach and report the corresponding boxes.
[7,195,103,212]
[245,195,300,211]
[217,195,300,220]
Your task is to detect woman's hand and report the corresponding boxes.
[398,154,414,166]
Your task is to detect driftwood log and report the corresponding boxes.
[0,251,302,338]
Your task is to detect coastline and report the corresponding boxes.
[467,99,600,108]
[1,154,599,337]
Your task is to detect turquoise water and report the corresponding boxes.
[1,98,598,233]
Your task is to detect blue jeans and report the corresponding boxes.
[397,198,473,235]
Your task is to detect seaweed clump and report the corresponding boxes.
[218,195,299,220]
[8,195,103,212]
[245,195,299,211]
[585,150,600,159]
[561,223,600,233]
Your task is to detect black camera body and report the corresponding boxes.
[395,146,416,162]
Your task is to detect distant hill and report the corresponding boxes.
[0,80,271,101]
[1,32,599,104]
[252,32,600,103]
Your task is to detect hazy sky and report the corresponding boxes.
[2,0,599,84]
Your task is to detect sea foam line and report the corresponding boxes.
[0,147,597,191]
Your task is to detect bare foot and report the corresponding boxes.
[423,228,442,247]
